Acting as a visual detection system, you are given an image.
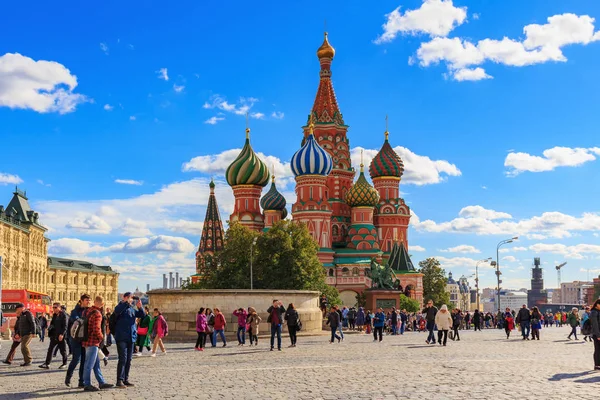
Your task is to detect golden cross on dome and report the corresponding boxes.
[385,114,389,141]
[271,164,275,183]
[360,149,364,172]
[245,112,250,139]
[309,114,315,135]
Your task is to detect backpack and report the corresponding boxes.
[581,319,592,336]
[108,306,128,335]
[70,316,87,342]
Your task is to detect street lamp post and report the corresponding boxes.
[250,237,258,290]
[475,257,492,312]
[496,237,518,312]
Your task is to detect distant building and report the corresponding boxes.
[559,281,593,305]
[457,275,471,311]
[527,257,547,307]
[446,272,460,306]
[484,290,528,314]
[585,276,600,305]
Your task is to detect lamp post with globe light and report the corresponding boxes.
[495,237,519,312]
[475,258,492,312]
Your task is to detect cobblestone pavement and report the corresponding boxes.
[0,326,598,399]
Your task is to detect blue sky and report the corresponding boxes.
[1,0,600,292]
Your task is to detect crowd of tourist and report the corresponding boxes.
[2,295,600,390]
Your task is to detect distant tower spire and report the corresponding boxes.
[193,180,224,281]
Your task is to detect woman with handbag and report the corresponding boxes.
[531,306,542,340]
[246,307,262,347]
[134,307,151,356]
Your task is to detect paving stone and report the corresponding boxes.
[0,327,599,399]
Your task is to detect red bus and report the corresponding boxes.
[1,289,52,332]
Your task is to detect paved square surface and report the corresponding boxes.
[0,326,598,399]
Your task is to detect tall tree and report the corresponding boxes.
[196,221,340,305]
[419,257,450,308]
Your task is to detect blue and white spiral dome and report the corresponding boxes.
[291,134,334,177]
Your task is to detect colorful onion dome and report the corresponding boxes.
[317,32,335,59]
[226,128,270,187]
[291,120,333,177]
[345,165,380,208]
[260,176,287,211]
[369,130,404,179]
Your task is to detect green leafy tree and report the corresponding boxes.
[399,294,420,313]
[419,257,450,309]
[355,292,367,308]
[196,221,340,303]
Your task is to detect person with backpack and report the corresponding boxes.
[284,303,300,348]
[582,306,592,342]
[39,302,68,370]
[213,308,227,347]
[13,303,36,366]
[112,292,146,389]
[81,296,113,392]
[150,308,168,357]
[66,295,91,387]
[267,300,286,351]
[567,307,580,340]
[246,307,262,347]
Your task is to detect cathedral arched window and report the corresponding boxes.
[328,269,334,277]
[352,267,359,277]
[342,267,349,277]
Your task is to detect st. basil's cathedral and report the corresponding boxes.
[192,33,423,306]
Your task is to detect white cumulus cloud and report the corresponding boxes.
[458,205,512,220]
[66,215,112,234]
[0,173,23,185]
[156,68,169,81]
[440,245,481,254]
[110,235,195,253]
[49,238,106,255]
[504,146,600,176]
[115,179,143,185]
[375,0,467,43]
[0,53,88,114]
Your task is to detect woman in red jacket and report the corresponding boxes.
[504,308,515,339]
[213,308,227,348]
[150,308,168,357]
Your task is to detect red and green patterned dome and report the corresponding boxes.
[226,129,270,187]
[345,167,380,208]
[369,132,404,179]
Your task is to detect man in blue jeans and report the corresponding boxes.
[82,296,113,392]
[267,300,286,351]
[66,294,90,387]
[400,309,408,335]
[516,304,531,340]
[113,292,145,388]
[422,300,438,345]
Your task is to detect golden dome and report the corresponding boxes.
[317,32,335,59]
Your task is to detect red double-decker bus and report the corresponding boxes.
[1,289,52,332]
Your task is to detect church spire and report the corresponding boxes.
[195,180,224,277]
[309,31,344,127]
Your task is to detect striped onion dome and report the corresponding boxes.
[291,133,333,177]
[345,166,380,207]
[369,131,404,179]
[260,177,287,212]
[226,129,270,187]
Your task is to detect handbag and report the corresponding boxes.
[137,327,149,335]
[297,319,303,332]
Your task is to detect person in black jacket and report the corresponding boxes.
[284,303,299,348]
[39,314,48,342]
[391,308,398,335]
[422,300,438,345]
[15,303,37,366]
[326,308,341,343]
[267,300,286,351]
[589,299,600,370]
[2,315,22,365]
[40,302,68,369]
[515,304,531,340]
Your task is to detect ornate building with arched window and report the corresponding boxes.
[1,188,119,310]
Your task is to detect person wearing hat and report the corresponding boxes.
[435,305,453,346]
[113,291,146,388]
[14,303,37,366]
[2,311,22,365]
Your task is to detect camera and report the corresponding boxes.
[132,296,140,301]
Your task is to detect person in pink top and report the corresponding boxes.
[150,308,168,357]
[233,308,248,346]
[195,308,208,351]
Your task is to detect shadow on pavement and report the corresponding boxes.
[548,371,594,381]
[574,374,600,384]
[0,389,75,399]
[0,369,63,377]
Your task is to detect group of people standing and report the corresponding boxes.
[194,300,301,352]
